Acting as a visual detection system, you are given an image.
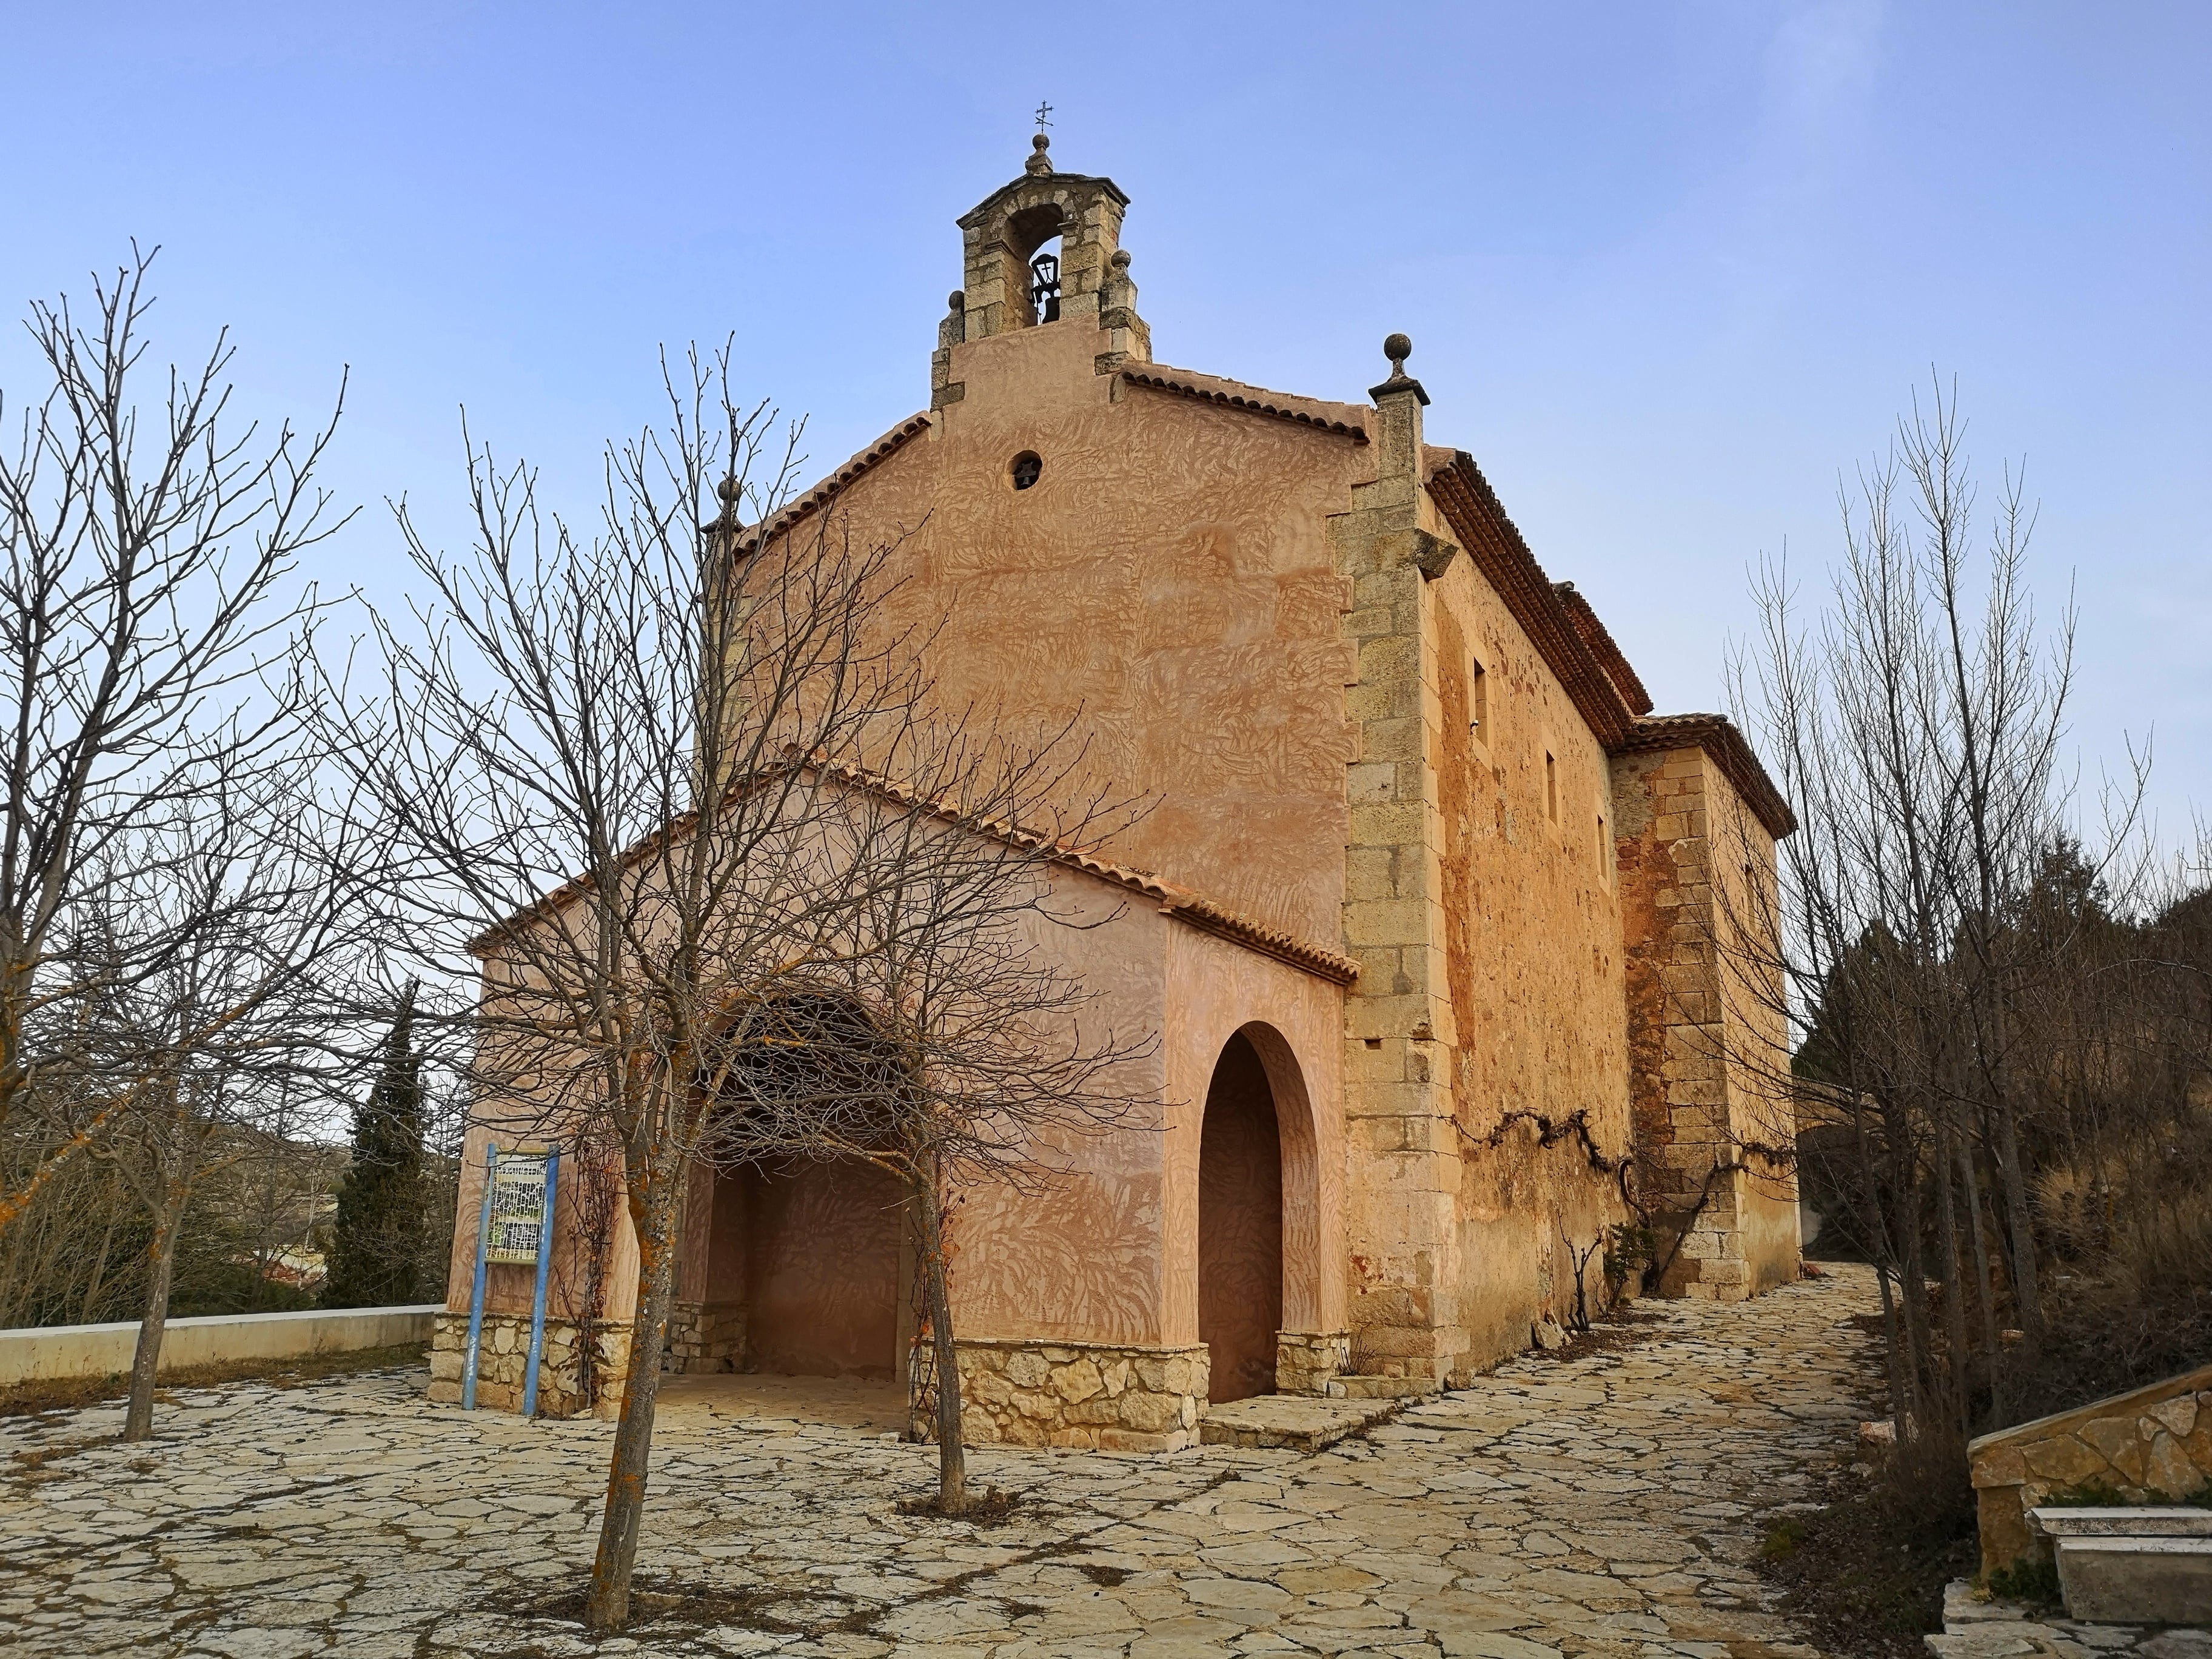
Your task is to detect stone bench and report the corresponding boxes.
[2032,1507,2212,1625]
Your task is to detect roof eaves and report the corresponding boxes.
[1119,368,1369,443]
[1555,582,1654,716]
[1425,451,1636,748]
[472,754,1362,986]
[728,414,933,552]
[1615,713,1798,839]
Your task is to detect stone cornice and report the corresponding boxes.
[1425,450,1637,749]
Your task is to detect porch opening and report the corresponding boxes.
[1198,1030,1284,1404]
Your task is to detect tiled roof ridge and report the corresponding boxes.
[1553,581,1654,717]
[1119,366,1370,442]
[472,752,1361,985]
[1424,451,1794,837]
[806,756,1360,985]
[1614,714,1798,838]
[1425,451,1637,748]
[729,414,933,553]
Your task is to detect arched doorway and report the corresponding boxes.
[1198,1030,1283,1403]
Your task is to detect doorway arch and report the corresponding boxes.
[1198,1030,1284,1403]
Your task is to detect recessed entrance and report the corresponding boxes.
[1198,1030,1284,1403]
[738,1158,905,1380]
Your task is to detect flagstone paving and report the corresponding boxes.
[0,1267,1884,1658]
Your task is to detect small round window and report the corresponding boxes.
[1010,451,1042,490]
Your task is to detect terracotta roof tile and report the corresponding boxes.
[1119,367,1369,441]
[472,754,1361,987]
[1555,581,1654,716]
[1614,713,1797,838]
[729,414,933,552]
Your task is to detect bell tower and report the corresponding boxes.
[931,135,1151,410]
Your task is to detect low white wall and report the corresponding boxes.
[0,1305,442,1388]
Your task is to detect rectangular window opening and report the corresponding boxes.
[1469,654,1489,743]
[1597,812,1610,888]
[1544,751,1558,823]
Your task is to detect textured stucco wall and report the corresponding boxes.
[781,318,1370,950]
[1426,533,1635,1371]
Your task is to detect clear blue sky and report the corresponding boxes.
[4,2,2205,849]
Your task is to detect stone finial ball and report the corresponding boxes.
[1110,249,1131,271]
[948,289,965,310]
[716,476,742,504]
[1384,332,1413,367]
[1033,133,1050,153]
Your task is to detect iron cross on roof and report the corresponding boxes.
[1034,101,1053,129]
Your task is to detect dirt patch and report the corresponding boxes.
[1755,1453,1978,1659]
[1520,1305,1672,1364]
[896,1482,1019,1524]
[0,1340,429,1418]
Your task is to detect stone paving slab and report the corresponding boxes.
[1930,1578,2210,1659]
[1,1268,1888,1657]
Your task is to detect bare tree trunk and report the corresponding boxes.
[1932,1114,1970,1433]
[1957,1136,2003,1424]
[913,1158,967,1515]
[585,1157,682,1635]
[1988,1098,2046,1341]
[122,1175,189,1442]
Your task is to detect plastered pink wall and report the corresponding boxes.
[766,320,1371,948]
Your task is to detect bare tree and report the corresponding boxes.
[329,349,933,1632]
[65,751,387,1439]
[1726,377,2153,1453]
[713,734,1151,1514]
[0,249,348,1234]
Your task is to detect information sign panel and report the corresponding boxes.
[486,1153,551,1264]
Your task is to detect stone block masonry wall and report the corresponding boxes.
[427,1312,629,1419]
[1968,1361,2212,1575]
[663,1301,745,1375]
[1275,1329,1350,1396]
[951,1339,1210,1453]
[1612,744,1797,1301]
[1331,360,1471,1392]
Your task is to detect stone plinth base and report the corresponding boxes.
[665,1301,745,1375]
[427,1312,629,1419]
[951,1338,1210,1453]
[1275,1329,1350,1395]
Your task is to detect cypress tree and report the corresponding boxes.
[322,987,427,1307]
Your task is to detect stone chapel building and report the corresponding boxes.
[432,137,1802,1447]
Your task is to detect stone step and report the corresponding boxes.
[1327,1375,1433,1401]
[1198,1393,1406,1453]
[2033,1506,2212,1539]
[2056,1536,2212,1625]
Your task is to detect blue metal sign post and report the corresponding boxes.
[460,1141,498,1410]
[520,1152,560,1418]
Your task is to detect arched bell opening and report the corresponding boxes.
[1198,1030,1284,1403]
[999,203,1065,330]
